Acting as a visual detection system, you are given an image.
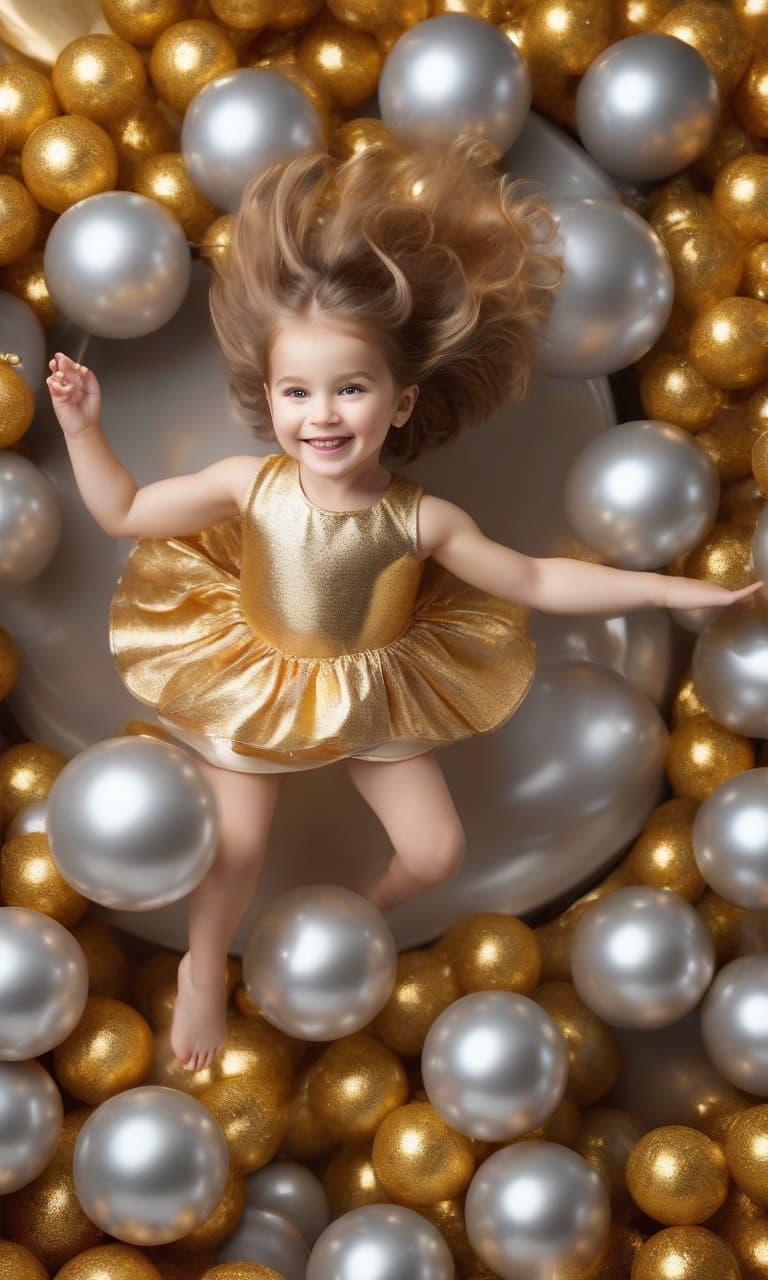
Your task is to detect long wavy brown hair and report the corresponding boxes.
[209,130,563,462]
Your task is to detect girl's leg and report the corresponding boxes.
[346,752,466,912]
[171,760,283,1072]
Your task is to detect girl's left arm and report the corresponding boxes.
[419,496,763,612]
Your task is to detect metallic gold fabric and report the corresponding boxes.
[110,453,536,766]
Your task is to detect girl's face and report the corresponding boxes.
[263,316,418,484]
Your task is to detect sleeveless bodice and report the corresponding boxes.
[240,454,424,659]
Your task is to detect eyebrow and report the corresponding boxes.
[275,370,375,386]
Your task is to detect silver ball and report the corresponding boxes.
[379,14,531,152]
[575,33,719,181]
[570,886,715,1028]
[182,68,323,212]
[422,991,568,1141]
[243,884,396,1039]
[74,1085,230,1244]
[245,1160,330,1247]
[0,451,61,587]
[47,736,219,909]
[216,1206,310,1279]
[701,955,768,1094]
[307,1204,454,1280]
[0,907,88,1060]
[564,419,719,569]
[693,766,768,909]
[693,604,768,737]
[44,191,191,339]
[0,1060,62,1192]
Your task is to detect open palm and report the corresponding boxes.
[47,352,102,437]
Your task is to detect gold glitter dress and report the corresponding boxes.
[109,453,536,771]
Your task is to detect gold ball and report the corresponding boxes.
[697,411,759,484]
[435,913,542,995]
[199,212,234,264]
[150,21,237,115]
[713,156,768,244]
[54,1243,162,1279]
[632,1226,741,1280]
[511,1089,582,1147]
[269,0,324,29]
[671,676,708,728]
[297,15,383,110]
[203,1013,300,1088]
[663,220,743,316]
[574,1107,643,1219]
[323,1140,389,1216]
[0,174,39,269]
[0,66,58,152]
[372,949,460,1056]
[209,0,279,27]
[741,241,768,305]
[1,1129,105,1271]
[0,250,57,326]
[725,1105,768,1206]
[330,116,394,159]
[533,980,622,1106]
[53,995,153,1104]
[21,115,118,214]
[413,1195,480,1277]
[648,796,701,826]
[572,1223,644,1279]
[697,888,747,967]
[281,1061,336,1161]
[69,916,135,1000]
[626,1125,729,1224]
[718,1211,768,1280]
[306,1033,408,1143]
[0,354,34,443]
[372,1101,475,1205]
[648,176,711,242]
[695,110,763,185]
[732,53,768,139]
[753,429,768,495]
[52,35,146,125]
[683,520,756,589]
[744,385,768,434]
[627,819,706,902]
[0,831,88,924]
[199,1075,290,1173]
[431,0,505,19]
[163,1168,246,1255]
[201,1266,287,1280]
[656,2,750,97]
[639,353,722,430]
[534,914,578,982]
[0,1241,49,1279]
[107,97,178,187]
[523,0,612,77]
[731,0,768,41]
[666,714,754,800]
[132,151,217,240]
[100,0,192,46]
[0,740,68,828]
[133,948,183,1017]
[613,0,677,37]
[719,476,765,529]
[689,297,768,390]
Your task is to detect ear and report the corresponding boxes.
[393,383,419,428]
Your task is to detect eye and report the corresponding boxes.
[340,384,363,395]
[286,388,307,398]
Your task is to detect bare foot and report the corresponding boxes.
[170,952,228,1072]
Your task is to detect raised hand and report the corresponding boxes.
[47,352,102,438]
[664,576,764,611]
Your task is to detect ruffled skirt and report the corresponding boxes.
[109,519,536,769]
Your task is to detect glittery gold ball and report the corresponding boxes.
[107,97,178,187]
[133,949,183,1016]
[725,1105,768,1207]
[741,242,768,305]
[372,1101,475,1205]
[329,0,427,28]
[208,0,278,27]
[0,250,57,326]
[689,298,768,390]
[323,1140,389,1216]
[683,521,756,589]
[713,156,768,244]
[613,0,677,36]
[512,1089,582,1147]
[434,913,542,995]
[534,914,578,982]
[663,220,744,317]
[201,1266,287,1279]
[731,0,768,40]
[697,411,759,484]
[657,2,750,96]
[0,174,39,269]
[523,0,612,76]
[1,1128,105,1270]
[306,1033,408,1143]
[627,819,706,902]
[413,1194,482,1276]
[52,35,146,125]
[371,950,460,1057]
[574,1107,643,1220]
[53,995,153,1104]
[718,1211,768,1280]
[150,21,237,115]
[0,353,35,444]
[744,386,768,434]
[269,0,323,28]
[533,980,622,1106]
[432,0,505,18]
[69,916,135,999]
[752,429,768,495]
[144,1246,217,1278]
[199,1075,290,1173]
[719,476,764,529]
[0,831,87,924]
[0,740,68,828]
[330,116,394,159]
[199,212,234,264]
[54,1243,163,1278]
[0,66,58,152]
[101,0,191,46]
[666,714,754,801]
[160,1168,246,1255]
[639,353,722,430]
[649,176,711,242]
[297,16,383,110]
[132,151,217,240]
[0,1240,49,1279]
[202,1013,299,1089]
[732,53,768,140]
[697,888,747,967]
[696,111,762,186]
[281,1061,336,1161]
[626,1125,729,1224]
[671,677,708,728]
[21,115,118,214]
[635,1226,741,1279]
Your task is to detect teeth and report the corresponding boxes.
[307,438,349,449]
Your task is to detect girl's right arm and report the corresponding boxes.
[47,353,259,538]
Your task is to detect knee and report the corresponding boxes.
[212,836,266,878]
[410,822,466,886]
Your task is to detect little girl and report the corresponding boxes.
[48,135,759,1073]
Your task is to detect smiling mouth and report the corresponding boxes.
[302,437,352,451]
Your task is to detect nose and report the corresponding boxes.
[309,396,340,425]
